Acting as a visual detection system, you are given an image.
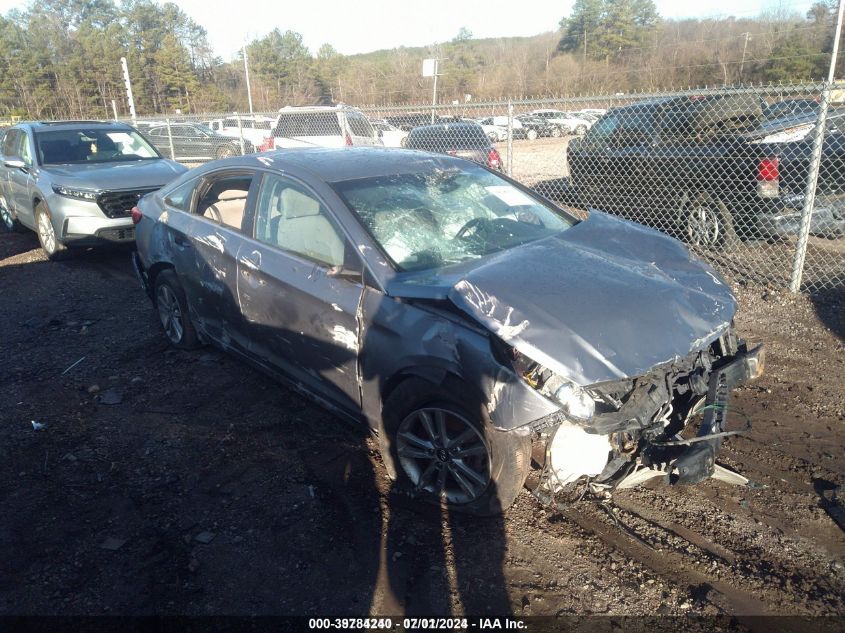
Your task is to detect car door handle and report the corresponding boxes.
[174,234,192,248]
[239,250,261,270]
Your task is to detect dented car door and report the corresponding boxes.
[236,172,364,414]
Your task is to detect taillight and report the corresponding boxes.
[757,156,779,198]
[488,148,502,170]
[258,136,274,152]
[131,206,143,225]
[345,133,353,146]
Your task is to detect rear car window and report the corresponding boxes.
[346,112,374,138]
[408,125,489,151]
[275,112,342,137]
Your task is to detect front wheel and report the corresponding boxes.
[575,124,587,135]
[384,378,531,516]
[154,270,200,349]
[551,126,562,138]
[35,202,68,260]
[526,128,539,141]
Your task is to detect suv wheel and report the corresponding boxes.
[154,270,200,349]
[384,378,531,516]
[0,193,23,233]
[35,202,67,260]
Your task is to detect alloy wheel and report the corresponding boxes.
[37,212,56,254]
[686,204,721,247]
[156,284,184,344]
[396,407,491,504]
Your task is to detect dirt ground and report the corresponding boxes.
[0,228,844,618]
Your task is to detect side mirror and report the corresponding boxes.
[4,157,26,169]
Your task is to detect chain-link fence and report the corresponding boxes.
[126,83,845,293]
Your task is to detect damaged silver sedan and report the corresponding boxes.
[131,148,764,515]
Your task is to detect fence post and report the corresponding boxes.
[235,111,246,155]
[789,83,832,292]
[165,118,175,161]
[506,100,514,177]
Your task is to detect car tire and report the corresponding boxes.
[154,270,200,349]
[383,377,531,516]
[216,145,236,159]
[486,131,498,143]
[551,126,562,138]
[35,202,68,260]
[685,193,739,250]
[0,192,24,233]
[575,124,587,135]
[526,129,538,141]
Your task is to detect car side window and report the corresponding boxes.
[254,174,346,268]
[195,173,255,231]
[3,129,19,157]
[164,179,197,211]
[14,130,32,164]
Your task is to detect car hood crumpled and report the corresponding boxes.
[390,211,736,386]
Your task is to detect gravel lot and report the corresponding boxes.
[0,227,844,618]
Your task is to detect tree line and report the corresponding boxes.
[0,0,842,119]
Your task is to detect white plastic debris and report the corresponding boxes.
[31,420,46,431]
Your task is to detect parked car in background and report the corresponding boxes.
[0,120,186,259]
[204,115,275,148]
[405,122,503,170]
[763,98,820,121]
[270,106,381,149]
[370,119,408,147]
[514,114,560,139]
[132,147,764,514]
[138,122,254,161]
[476,117,510,142]
[566,93,845,247]
[384,113,433,132]
[531,109,593,135]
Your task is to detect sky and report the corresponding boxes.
[0,0,823,59]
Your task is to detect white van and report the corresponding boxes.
[270,106,382,149]
[204,115,276,149]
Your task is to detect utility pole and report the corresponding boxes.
[739,32,751,82]
[120,57,137,123]
[242,42,254,115]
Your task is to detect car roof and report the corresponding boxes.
[193,147,475,183]
[21,120,134,131]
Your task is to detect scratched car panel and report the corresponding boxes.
[132,148,764,515]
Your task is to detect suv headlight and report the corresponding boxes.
[52,185,99,201]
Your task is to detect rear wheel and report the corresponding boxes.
[685,193,738,250]
[154,270,200,349]
[551,126,562,138]
[216,145,236,159]
[384,378,531,516]
[35,202,67,260]
[526,129,539,141]
[0,193,23,233]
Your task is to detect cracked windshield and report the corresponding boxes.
[333,163,574,271]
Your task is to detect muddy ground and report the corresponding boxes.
[0,229,844,618]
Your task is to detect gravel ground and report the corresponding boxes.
[0,229,843,618]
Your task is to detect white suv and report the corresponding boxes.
[270,106,382,149]
[204,115,275,149]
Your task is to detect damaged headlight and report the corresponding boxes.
[52,184,99,201]
[540,374,596,421]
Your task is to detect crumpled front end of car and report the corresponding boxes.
[506,325,765,491]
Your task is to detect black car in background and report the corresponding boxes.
[514,115,560,140]
[138,122,254,161]
[405,122,503,171]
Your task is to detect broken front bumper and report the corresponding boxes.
[670,343,765,484]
